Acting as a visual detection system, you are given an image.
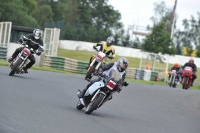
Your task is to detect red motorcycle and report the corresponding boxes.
[181,66,193,89]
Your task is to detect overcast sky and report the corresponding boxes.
[108,0,200,31]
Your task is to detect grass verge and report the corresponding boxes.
[57,49,200,82]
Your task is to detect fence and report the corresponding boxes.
[0,22,12,47]
[0,46,7,60]
[42,55,166,81]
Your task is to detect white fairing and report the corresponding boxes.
[97,52,106,59]
[184,66,193,71]
[85,80,105,96]
[171,70,176,73]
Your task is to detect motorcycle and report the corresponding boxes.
[181,66,193,89]
[77,69,128,114]
[168,70,178,88]
[85,49,112,80]
[9,43,43,76]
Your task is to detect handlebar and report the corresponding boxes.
[16,41,44,55]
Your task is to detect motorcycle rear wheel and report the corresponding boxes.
[85,93,104,114]
[9,58,23,76]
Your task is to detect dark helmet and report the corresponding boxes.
[189,58,194,66]
[106,36,115,46]
[116,57,129,72]
[33,29,42,39]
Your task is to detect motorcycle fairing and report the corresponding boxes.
[85,80,105,96]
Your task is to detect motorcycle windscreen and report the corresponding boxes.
[108,69,122,83]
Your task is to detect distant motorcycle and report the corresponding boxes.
[181,66,193,89]
[77,69,128,114]
[168,70,178,88]
[85,49,112,80]
[9,43,43,76]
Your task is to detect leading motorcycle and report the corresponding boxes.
[77,69,128,114]
[9,43,43,76]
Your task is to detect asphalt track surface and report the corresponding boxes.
[0,66,200,133]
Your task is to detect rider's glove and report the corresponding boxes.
[36,50,43,56]
[107,56,114,59]
[17,38,23,44]
[93,46,98,51]
[122,81,129,87]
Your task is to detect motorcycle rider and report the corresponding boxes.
[168,63,181,84]
[78,57,129,102]
[8,29,44,73]
[182,58,197,86]
[86,36,116,69]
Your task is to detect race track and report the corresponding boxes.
[0,66,200,133]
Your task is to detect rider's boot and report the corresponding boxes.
[23,67,28,73]
[77,88,87,98]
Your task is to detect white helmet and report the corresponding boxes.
[33,29,42,39]
[116,58,129,72]
[106,36,115,46]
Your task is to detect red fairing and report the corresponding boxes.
[23,48,31,55]
[182,69,193,78]
[182,69,193,87]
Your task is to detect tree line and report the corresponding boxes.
[0,0,200,56]
[142,1,200,57]
[0,0,128,45]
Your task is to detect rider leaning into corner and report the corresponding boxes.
[181,58,197,86]
[8,29,44,73]
[86,36,116,69]
[78,57,129,102]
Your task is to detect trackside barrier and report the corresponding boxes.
[0,46,7,60]
[42,55,166,80]
[143,70,151,81]
[43,55,88,74]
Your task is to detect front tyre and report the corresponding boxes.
[85,93,104,114]
[169,76,174,87]
[85,64,96,80]
[9,58,23,76]
[182,77,188,89]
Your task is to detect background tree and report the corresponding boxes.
[0,0,39,27]
[142,22,175,55]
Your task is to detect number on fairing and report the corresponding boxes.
[107,80,116,90]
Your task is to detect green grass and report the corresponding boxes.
[57,49,172,69]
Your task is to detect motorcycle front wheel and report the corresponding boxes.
[169,75,174,87]
[9,58,23,76]
[182,77,189,89]
[85,64,96,80]
[85,93,104,114]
